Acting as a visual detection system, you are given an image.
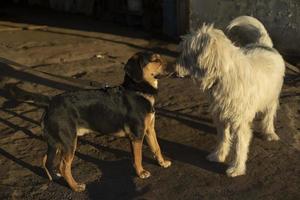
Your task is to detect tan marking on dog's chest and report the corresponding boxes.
[111,130,127,137]
[144,113,155,130]
[76,128,91,136]
[77,127,127,137]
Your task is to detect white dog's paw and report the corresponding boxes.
[207,152,225,163]
[264,133,280,141]
[226,166,246,177]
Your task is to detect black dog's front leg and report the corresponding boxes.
[130,139,151,179]
[145,117,171,168]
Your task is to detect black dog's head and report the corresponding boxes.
[124,52,169,85]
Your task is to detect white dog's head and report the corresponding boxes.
[176,24,234,90]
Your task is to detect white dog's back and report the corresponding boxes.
[241,45,285,113]
[209,45,284,122]
[226,16,273,47]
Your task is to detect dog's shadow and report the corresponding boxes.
[156,107,216,134]
[156,108,227,174]
[158,138,227,175]
[75,148,150,200]
[0,110,148,198]
[77,138,152,199]
[0,147,45,178]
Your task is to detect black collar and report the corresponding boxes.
[122,75,158,95]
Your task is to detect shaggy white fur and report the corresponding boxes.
[226,16,273,47]
[176,24,285,177]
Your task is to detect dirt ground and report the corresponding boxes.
[0,5,299,200]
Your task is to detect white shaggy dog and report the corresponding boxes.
[176,24,285,177]
[226,15,273,47]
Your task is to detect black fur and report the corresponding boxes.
[227,24,261,47]
[122,75,158,95]
[243,43,277,53]
[43,86,153,152]
[124,51,154,82]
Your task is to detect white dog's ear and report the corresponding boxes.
[197,39,219,90]
[214,34,232,75]
[197,28,231,90]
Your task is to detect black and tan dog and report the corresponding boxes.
[42,52,171,192]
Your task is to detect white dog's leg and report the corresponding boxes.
[207,119,231,163]
[226,123,252,177]
[261,101,280,141]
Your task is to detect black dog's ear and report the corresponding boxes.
[124,53,145,82]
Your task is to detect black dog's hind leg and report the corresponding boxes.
[58,137,86,192]
[43,144,60,181]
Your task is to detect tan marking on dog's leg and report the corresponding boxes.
[59,138,86,192]
[42,155,53,181]
[145,127,171,168]
[144,114,171,168]
[59,158,64,178]
[130,140,150,179]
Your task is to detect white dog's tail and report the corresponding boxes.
[226,16,273,47]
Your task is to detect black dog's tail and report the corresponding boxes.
[4,84,51,107]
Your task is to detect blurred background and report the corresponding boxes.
[2,0,300,60]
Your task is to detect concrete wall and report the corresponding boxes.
[189,0,300,56]
[9,0,300,55]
